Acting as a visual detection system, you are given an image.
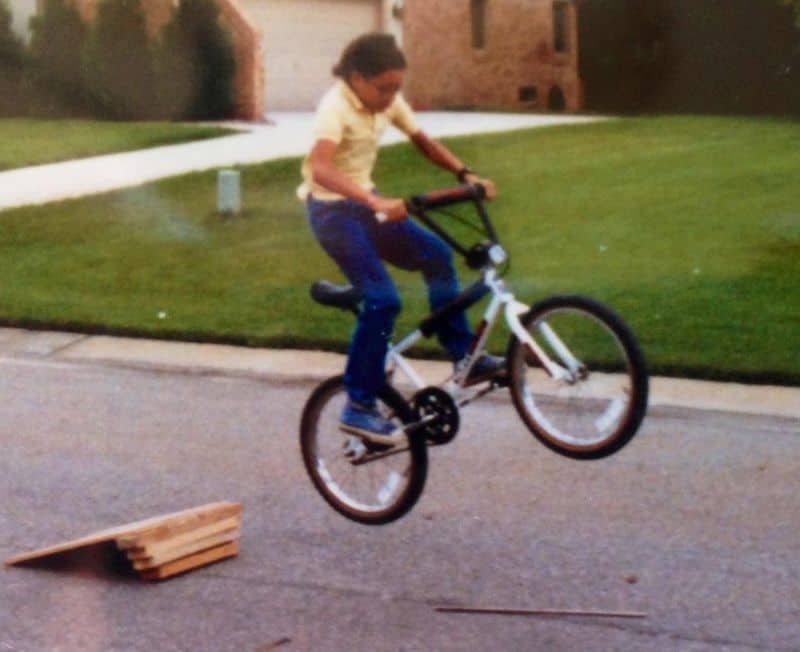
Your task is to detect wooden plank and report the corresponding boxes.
[124,516,241,560]
[131,530,240,570]
[115,502,241,548]
[139,541,239,581]
[5,502,240,566]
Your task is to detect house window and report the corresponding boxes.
[471,0,487,50]
[519,86,538,103]
[553,1,569,53]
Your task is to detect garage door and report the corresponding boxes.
[240,0,381,112]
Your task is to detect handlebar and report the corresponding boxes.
[374,184,487,224]
[396,183,503,270]
[406,183,487,212]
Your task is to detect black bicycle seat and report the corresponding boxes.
[310,280,362,312]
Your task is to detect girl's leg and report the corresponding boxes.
[308,199,400,407]
[375,218,473,361]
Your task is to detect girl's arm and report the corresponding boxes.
[410,131,496,198]
[309,139,407,221]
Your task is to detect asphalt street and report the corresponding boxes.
[1,355,798,651]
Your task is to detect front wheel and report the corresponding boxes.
[507,296,648,460]
[300,376,428,525]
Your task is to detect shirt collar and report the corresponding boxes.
[339,80,367,113]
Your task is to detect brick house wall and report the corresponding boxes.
[18,0,580,119]
[401,0,583,112]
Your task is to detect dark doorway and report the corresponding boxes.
[548,85,566,111]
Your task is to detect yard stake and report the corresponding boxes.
[435,606,647,619]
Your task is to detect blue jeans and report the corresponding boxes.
[307,196,473,407]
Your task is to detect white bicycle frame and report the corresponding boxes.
[353,265,587,449]
[384,266,580,402]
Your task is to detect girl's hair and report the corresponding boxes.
[332,33,407,80]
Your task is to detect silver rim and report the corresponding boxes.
[513,307,635,452]
[307,385,416,517]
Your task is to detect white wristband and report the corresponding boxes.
[375,211,388,224]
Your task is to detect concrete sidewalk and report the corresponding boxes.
[1,327,798,421]
[0,112,604,211]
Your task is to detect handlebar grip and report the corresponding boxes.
[407,184,485,211]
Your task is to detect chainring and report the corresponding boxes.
[411,386,460,445]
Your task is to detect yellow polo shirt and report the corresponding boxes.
[297,81,419,202]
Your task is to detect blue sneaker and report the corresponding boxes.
[340,401,397,439]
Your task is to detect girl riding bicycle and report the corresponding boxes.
[299,33,505,439]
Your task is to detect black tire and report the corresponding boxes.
[299,375,428,525]
[507,296,648,459]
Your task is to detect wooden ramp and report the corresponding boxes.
[5,502,242,581]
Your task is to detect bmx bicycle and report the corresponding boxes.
[300,184,649,525]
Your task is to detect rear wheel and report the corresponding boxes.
[300,376,428,525]
[507,296,648,459]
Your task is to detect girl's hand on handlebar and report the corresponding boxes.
[368,196,407,223]
[463,174,496,200]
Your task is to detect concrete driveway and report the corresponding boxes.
[0,112,605,211]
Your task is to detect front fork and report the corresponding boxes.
[504,299,584,383]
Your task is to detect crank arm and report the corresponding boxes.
[354,413,438,448]
[350,446,412,466]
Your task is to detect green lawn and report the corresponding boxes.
[0,116,798,384]
[0,119,234,171]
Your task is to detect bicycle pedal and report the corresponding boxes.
[342,436,368,462]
